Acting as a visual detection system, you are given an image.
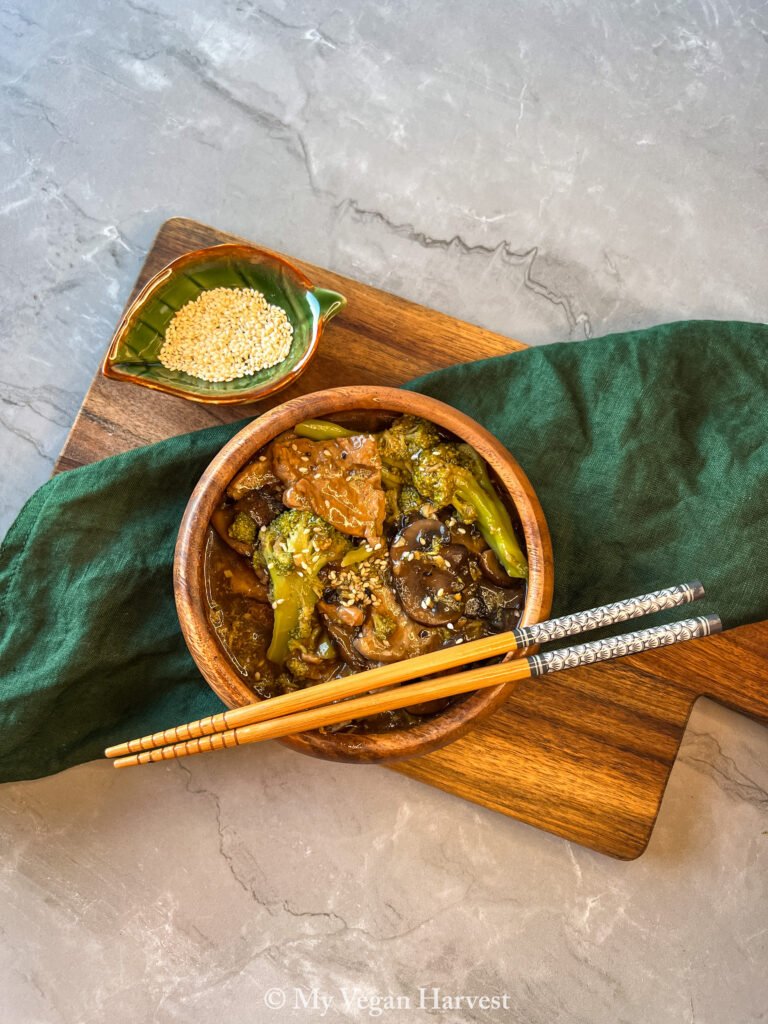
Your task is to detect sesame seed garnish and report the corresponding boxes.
[158,287,293,382]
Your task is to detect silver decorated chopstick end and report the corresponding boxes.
[528,613,721,677]
[512,581,706,649]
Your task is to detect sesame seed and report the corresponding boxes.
[158,287,293,382]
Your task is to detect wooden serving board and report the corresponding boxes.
[56,218,768,859]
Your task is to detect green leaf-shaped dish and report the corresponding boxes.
[102,243,346,404]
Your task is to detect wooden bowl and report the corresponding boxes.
[174,386,554,763]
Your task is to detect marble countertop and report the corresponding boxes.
[1,1,766,1021]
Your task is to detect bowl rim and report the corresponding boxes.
[174,386,554,764]
[101,242,338,406]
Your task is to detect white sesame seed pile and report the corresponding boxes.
[158,286,294,382]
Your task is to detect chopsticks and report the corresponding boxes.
[111,613,721,768]
[106,581,709,767]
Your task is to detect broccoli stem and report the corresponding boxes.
[294,419,356,441]
[455,474,528,579]
[268,575,319,664]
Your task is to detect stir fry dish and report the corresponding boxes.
[204,414,528,732]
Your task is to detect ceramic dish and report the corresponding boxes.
[102,243,345,405]
[174,386,553,763]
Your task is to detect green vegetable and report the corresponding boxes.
[293,418,356,441]
[259,509,351,665]
[377,416,528,579]
[376,415,442,484]
[412,442,528,578]
[341,544,374,567]
[372,611,396,644]
[398,484,425,516]
[228,511,257,545]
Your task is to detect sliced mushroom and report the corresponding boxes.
[226,561,270,601]
[447,520,487,555]
[353,584,441,663]
[479,548,517,587]
[208,533,270,601]
[285,625,340,682]
[233,487,283,529]
[317,601,370,671]
[389,519,473,625]
[210,488,283,558]
[317,599,365,630]
[464,580,525,632]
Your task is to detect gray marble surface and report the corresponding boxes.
[1,1,767,1021]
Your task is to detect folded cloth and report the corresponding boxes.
[1,320,766,783]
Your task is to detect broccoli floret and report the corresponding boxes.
[228,511,257,545]
[377,415,442,486]
[259,509,351,665]
[377,416,527,577]
[398,484,424,516]
[411,442,528,580]
[372,611,396,644]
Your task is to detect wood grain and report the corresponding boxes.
[55,217,768,859]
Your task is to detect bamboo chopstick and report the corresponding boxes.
[111,613,721,768]
[105,580,703,760]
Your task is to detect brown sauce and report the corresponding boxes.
[203,415,527,733]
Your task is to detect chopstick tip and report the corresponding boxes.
[112,754,138,768]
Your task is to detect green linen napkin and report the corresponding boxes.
[1,320,766,783]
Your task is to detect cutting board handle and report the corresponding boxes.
[695,622,768,727]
